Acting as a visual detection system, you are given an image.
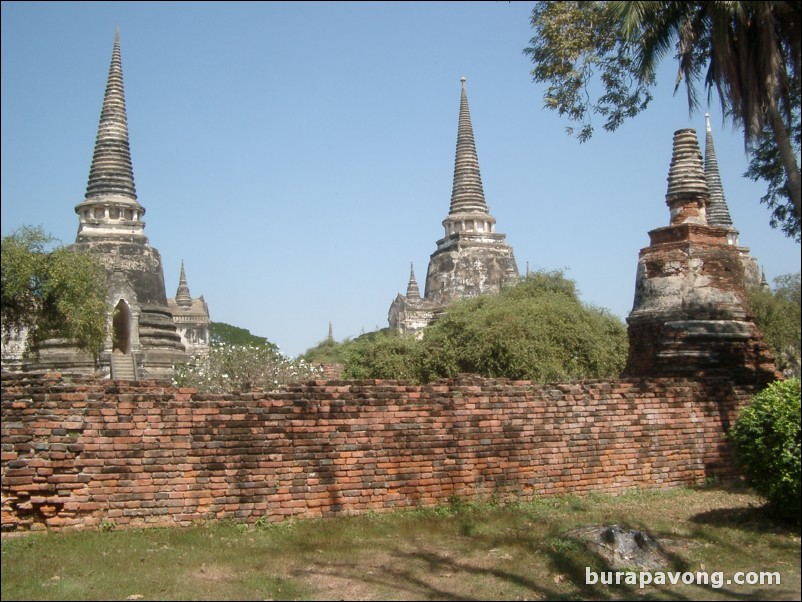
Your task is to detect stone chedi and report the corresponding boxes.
[624,128,777,381]
[389,78,519,335]
[34,30,189,380]
[167,261,211,356]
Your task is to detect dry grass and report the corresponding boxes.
[2,485,800,600]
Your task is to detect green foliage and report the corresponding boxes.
[302,337,348,365]
[341,329,421,380]
[173,342,322,393]
[1,226,108,357]
[525,1,801,237]
[419,271,628,383]
[339,271,628,384]
[748,273,801,377]
[728,379,801,522]
[209,322,277,349]
[524,1,653,142]
[744,95,802,242]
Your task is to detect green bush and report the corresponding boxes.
[209,322,278,349]
[1,226,108,357]
[747,273,801,377]
[728,379,801,522]
[419,273,627,383]
[338,270,629,384]
[302,337,348,365]
[341,329,421,380]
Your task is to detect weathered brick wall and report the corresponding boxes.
[1,372,758,532]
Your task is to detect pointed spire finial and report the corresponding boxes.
[447,76,489,217]
[327,321,334,342]
[703,114,736,233]
[175,260,192,307]
[760,267,770,290]
[85,29,137,202]
[406,262,421,299]
[75,29,145,241]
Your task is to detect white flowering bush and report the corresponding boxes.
[173,342,323,393]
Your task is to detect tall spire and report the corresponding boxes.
[406,262,421,299]
[704,114,735,229]
[704,114,740,248]
[75,28,146,241]
[448,77,489,216]
[175,260,192,308]
[665,128,709,226]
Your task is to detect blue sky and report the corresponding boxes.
[3,1,800,357]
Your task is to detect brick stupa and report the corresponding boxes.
[624,128,777,382]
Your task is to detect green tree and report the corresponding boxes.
[209,322,277,349]
[419,270,628,383]
[525,1,801,237]
[1,226,108,358]
[744,92,801,242]
[728,378,801,522]
[748,272,801,377]
[341,330,421,381]
[338,271,629,384]
[302,337,348,365]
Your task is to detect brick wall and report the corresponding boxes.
[1,372,759,532]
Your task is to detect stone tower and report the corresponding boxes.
[167,261,211,356]
[389,78,519,335]
[34,30,187,380]
[624,128,777,382]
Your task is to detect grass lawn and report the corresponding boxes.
[2,485,800,601]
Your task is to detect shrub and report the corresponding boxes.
[747,273,801,377]
[209,322,278,349]
[728,379,801,522]
[339,270,628,384]
[302,337,348,365]
[341,330,421,380]
[418,271,628,383]
[173,342,322,393]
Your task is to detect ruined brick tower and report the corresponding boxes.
[389,78,519,335]
[624,128,777,382]
[33,29,188,380]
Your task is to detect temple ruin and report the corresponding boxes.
[389,78,519,335]
[6,30,209,380]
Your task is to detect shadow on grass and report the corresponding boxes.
[294,548,563,601]
[691,503,802,536]
[294,529,696,601]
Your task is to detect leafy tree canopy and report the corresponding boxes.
[302,336,348,365]
[418,270,628,383]
[748,272,801,377]
[525,1,801,239]
[209,322,277,349]
[1,225,108,357]
[338,270,629,384]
